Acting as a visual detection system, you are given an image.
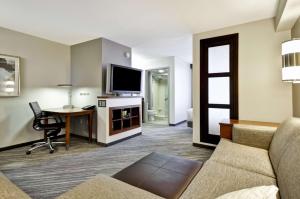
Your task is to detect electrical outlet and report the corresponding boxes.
[80,92,90,96]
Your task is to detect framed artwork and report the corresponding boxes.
[0,54,20,96]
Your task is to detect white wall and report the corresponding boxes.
[133,56,174,122]
[0,27,70,148]
[172,57,192,123]
[133,55,192,124]
[133,56,173,97]
[193,18,292,144]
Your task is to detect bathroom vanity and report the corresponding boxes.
[97,96,142,146]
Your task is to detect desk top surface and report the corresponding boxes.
[43,107,93,114]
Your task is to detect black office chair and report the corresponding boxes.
[26,102,65,154]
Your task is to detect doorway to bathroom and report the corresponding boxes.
[145,68,169,125]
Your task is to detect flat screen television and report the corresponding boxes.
[110,64,142,93]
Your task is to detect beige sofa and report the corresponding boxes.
[1,118,300,199]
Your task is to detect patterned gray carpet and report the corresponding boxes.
[0,123,213,199]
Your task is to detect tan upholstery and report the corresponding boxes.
[0,172,31,199]
[269,118,300,173]
[56,174,163,199]
[232,124,276,150]
[276,135,300,199]
[211,139,275,178]
[3,118,300,199]
[180,160,277,199]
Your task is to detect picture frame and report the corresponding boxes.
[0,54,20,96]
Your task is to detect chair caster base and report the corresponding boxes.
[50,149,54,154]
[26,151,31,155]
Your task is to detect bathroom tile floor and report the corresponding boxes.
[148,119,169,125]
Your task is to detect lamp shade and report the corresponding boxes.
[282,39,300,82]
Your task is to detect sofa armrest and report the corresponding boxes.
[232,124,277,150]
[56,174,163,199]
[0,172,31,199]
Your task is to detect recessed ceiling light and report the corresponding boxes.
[158,69,164,73]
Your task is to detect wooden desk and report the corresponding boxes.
[43,108,94,149]
[219,119,280,140]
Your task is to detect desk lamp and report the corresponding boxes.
[58,84,74,109]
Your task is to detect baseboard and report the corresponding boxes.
[0,135,65,152]
[97,132,142,147]
[169,120,187,126]
[192,142,216,150]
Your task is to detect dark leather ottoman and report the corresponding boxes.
[113,152,203,199]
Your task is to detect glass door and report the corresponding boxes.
[200,34,239,145]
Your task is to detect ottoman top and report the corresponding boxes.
[113,152,203,199]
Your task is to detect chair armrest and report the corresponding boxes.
[56,174,163,199]
[37,117,59,124]
[232,124,277,150]
[38,117,57,120]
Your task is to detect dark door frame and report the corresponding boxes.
[200,33,239,145]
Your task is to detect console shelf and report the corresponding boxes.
[109,105,141,136]
[97,97,142,146]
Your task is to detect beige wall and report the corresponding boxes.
[193,18,292,145]
[71,39,102,87]
[291,17,300,37]
[292,17,300,117]
[70,38,132,138]
[0,27,70,148]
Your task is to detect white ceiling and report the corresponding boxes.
[0,0,279,63]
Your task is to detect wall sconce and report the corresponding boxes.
[282,39,300,83]
[124,52,131,59]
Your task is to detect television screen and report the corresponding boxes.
[111,65,142,93]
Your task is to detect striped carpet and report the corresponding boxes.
[0,123,213,199]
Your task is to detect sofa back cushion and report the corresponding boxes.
[276,135,300,199]
[269,118,300,173]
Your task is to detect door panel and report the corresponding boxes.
[208,77,230,105]
[208,45,230,73]
[208,108,230,135]
[200,34,238,145]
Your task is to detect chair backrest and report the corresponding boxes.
[269,117,300,199]
[29,102,42,119]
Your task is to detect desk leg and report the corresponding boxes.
[44,118,48,141]
[88,112,93,143]
[65,115,71,150]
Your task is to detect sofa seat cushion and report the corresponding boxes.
[210,139,275,178]
[0,172,31,199]
[180,160,277,199]
[56,174,163,199]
